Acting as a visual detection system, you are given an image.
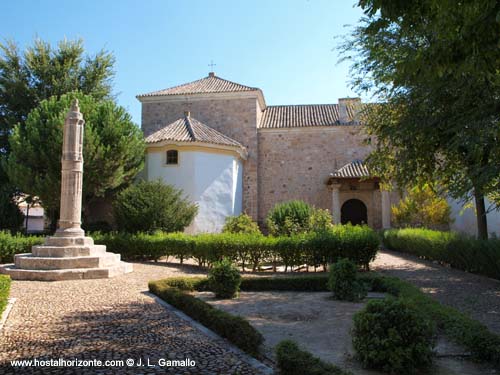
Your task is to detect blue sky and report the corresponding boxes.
[1,0,364,124]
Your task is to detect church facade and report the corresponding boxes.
[137,72,394,232]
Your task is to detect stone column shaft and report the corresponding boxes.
[56,100,85,237]
[330,183,342,224]
[381,189,391,229]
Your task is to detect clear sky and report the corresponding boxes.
[1,0,365,124]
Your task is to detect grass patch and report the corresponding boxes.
[0,275,11,316]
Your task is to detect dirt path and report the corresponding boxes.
[372,249,500,335]
[0,262,264,375]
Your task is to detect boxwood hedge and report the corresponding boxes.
[92,224,380,270]
[383,228,500,280]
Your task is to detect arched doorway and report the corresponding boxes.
[341,199,367,225]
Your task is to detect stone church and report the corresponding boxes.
[137,72,393,233]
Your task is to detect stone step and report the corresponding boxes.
[14,252,121,270]
[44,236,94,247]
[32,245,107,258]
[0,262,133,281]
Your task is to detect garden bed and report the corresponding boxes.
[197,290,497,375]
[150,273,500,374]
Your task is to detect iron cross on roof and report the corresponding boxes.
[208,60,216,73]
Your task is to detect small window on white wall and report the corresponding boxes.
[166,150,178,165]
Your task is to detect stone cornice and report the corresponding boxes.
[137,90,267,110]
[146,141,248,160]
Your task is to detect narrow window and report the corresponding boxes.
[166,150,178,165]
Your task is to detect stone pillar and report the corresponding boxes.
[381,189,391,229]
[330,183,342,224]
[56,99,85,238]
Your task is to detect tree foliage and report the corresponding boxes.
[392,184,452,229]
[113,180,198,233]
[0,188,24,232]
[341,0,500,238]
[0,38,114,156]
[5,92,145,224]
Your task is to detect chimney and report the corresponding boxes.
[338,97,361,124]
[208,72,215,77]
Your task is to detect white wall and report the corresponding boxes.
[448,197,500,237]
[147,150,243,233]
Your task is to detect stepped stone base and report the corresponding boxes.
[0,236,132,281]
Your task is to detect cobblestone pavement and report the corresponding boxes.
[0,262,264,374]
[372,250,500,335]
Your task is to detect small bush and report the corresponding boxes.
[0,275,11,316]
[392,184,452,229]
[328,258,366,301]
[266,200,313,236]
[275,340,351,375]
[208,258,242,298]
[113,180,197,233]
[352,298,435,374]
[222,213,261,235]
[149,280,263,355]
[309,208,333,232]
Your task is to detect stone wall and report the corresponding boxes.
[257,126,378,224]
[141,96,260,219]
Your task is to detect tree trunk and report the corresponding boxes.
[474,190,488,240]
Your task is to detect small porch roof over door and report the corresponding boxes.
[326,160,379,186]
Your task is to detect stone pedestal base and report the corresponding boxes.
[0,236,132,281]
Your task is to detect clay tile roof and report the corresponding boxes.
[145,115,244,148]
[137,73,259,97]
[332,160,370,178]
[259,104,359,128]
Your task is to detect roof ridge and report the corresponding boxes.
[266,103,339,108]
[184,116,197,141]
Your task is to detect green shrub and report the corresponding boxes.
[92,226,379,268]
[383,228,500,280]
[208,258,242,299]
[222,213,261,235]
[309,208,333,232]
[328,258,366,301]
[149,280,263,355]
[0,275,11,316]
[275,340,352,375]
[392,184,452,229]
[0,231,44,263]
[266,200,313,236]
[365,274,500,366]
[113,180,197,233]
[352,298,435,374]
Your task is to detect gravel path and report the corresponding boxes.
[372,250,500,335]
[0,262,264,375]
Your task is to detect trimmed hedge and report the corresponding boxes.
[149,279,263,356]
[0,231,44,263]
[152,274,500,367]
[0,275,11,316]
[93,224,379,270]
[275,340,352,375]
[383,228,500,280]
